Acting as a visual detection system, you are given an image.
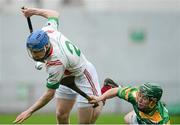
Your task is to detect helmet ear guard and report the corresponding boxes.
[149,98,157,108]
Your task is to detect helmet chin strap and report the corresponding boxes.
[33,45,53,62]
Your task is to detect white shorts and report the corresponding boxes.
[129,111,139,124]
[55,62,101,108]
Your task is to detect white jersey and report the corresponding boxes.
[42,18,89,89]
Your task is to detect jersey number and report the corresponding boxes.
[65,41,81,57]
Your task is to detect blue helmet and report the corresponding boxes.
[26,29,49,51]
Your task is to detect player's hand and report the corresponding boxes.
[13,110,32,124]
[88,95,100,104]
[21,7,34,17]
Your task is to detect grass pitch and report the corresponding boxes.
[0,113,180,124]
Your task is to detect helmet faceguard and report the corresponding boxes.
[27,43,52,62]
[26,29,52,62]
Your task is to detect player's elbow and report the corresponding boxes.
[46,89,56,98]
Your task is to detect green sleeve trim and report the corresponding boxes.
[46,82,60,89]
[116,87,122,97]
[48,17,59,25]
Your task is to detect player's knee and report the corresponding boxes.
[56,110,69,121]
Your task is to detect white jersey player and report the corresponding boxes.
[14,7,103,124]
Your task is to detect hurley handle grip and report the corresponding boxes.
[21,6,33,33]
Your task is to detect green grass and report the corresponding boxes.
[0,113,180,124]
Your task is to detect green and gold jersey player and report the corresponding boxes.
[89,78,170,124]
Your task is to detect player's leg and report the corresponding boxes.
[76,62,103,124]
[55,85,77,124]
[56,98,75,124]
[77,106,93,123]
[124,110,138,124]
[78,102,103,124]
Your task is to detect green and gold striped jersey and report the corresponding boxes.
[117,86,170,124]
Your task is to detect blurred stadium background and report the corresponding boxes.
[0,0,180,124]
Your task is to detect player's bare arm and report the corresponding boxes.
[89,88,119,104]
[21,7,59,18]
[13,89,55,124]
[27,88,55,113]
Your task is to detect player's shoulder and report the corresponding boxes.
[159,101,169,113]
[42,18,59,32]
[118,86,138,99]
[121,86,138,92]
